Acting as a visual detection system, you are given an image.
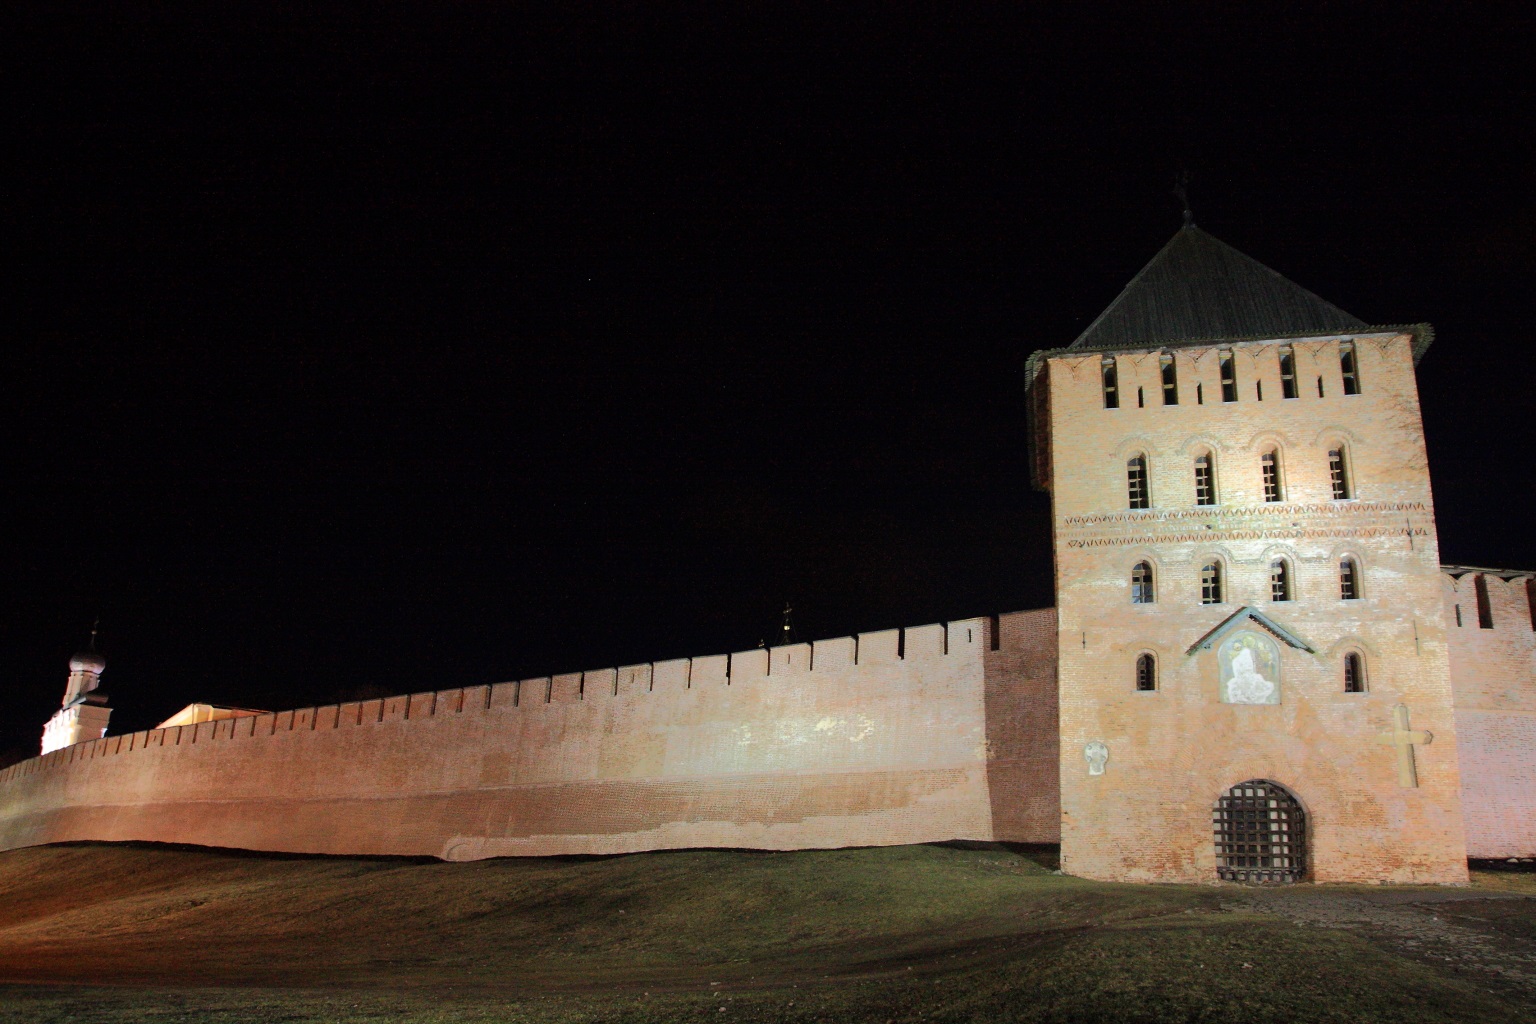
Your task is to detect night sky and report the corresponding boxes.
[6,5,1535,766]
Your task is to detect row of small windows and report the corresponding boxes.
[1103,343,1361,410]
[1131,651,1366,692]
[1126,446,1351,509]
[1130,557,1362,605]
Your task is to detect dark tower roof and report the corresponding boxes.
[1068,223,1369,352]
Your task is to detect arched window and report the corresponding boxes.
[1127,454,1150,509]
[1102,357,1119,409]
[1135,653,1157,691]
[1344,652,1366,692]
[1328,446,1351,499]
[1261,449,1283,502]
[1340,557,1361,600]
[1193,451,1215,506]
[1131,561,1155,604]
[1201,561,1223,604]
[1270,559,1292,602]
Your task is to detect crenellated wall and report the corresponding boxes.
[1443,570,1536,858]
[0,610,1058,861]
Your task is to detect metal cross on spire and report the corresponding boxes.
[1173,170,1194,227]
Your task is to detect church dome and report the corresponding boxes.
[69,651,106,674]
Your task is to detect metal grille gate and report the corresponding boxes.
[1213,779,1306,883]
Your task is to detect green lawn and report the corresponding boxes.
[0,842,1531,1022]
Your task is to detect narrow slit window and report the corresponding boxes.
[1340,342,1360,395]
[1340,558,1361,600]
[1328,447,1351,499]
[1201,562,1223,605]
[1526,579,1536,631]
[1475,574,1495,629]
[1196,382,1204,405]
[1136,653,1157,692]
[1455,604,1463,627]
[1161,354,1179,405]
[1127,454,1150,509]
[1344,652,1365,693]
[1131,561,1155,604]
[1193,452,1215,506]
[1137,386,1145,408]
[1219,350,1237,402]
[1317,375,1325,398]
[1262,449,1283,502]
[1279,346,1298,398]
[1256,380,1264,401]
[1270,559,1292,602]
[1102,357,1119,409]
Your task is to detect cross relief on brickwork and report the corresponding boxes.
[1374,704,1432,788]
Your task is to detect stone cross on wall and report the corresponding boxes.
[1374,704,1433,788]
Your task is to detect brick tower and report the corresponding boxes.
[1027,221,1469,883]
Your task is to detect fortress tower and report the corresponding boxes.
[1027,222,1469,883]
[41,648,111,756]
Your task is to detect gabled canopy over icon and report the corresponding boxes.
[1186,605,1317,656]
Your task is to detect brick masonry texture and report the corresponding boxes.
[1045,334,1472,884]
[0,611,1058,860]
[1443,572,1536,858]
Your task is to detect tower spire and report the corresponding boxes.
[43,630,112,754]
[1173,171,1194,227]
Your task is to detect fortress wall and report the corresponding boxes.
[1444,572,1536,857]
[0,610,1059,861]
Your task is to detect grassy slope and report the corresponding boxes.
[0,842,1531,1023]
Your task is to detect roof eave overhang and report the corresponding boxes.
[1441,564,1536,580]
[1024,323,1434,393]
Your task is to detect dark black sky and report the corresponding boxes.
[5,3,1535,765]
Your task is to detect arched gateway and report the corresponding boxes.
[1212,779,1307,883]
